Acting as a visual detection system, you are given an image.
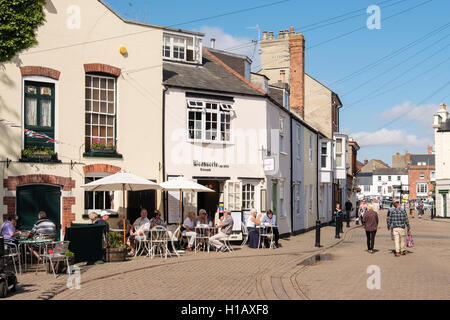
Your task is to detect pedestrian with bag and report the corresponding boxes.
[334,204,343,239]
[362,204,379,253]
[387,201,411,257]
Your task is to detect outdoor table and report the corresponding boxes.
[18,238,53,271]
[109,228,124,233]
[148,228,170,259]
[194,225,218,252]
[257,224,276,249]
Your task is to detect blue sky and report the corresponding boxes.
[105,0,449,165]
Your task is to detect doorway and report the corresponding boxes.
[127,190,156,223]
[16,184,61,240]
[197,180,220,218]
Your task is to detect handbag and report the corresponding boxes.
[407,234,414,247]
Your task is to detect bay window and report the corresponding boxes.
[187,99,233,142]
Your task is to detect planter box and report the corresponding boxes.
[91,148,116,155]
[105,248,127,262]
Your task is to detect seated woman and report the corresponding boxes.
[182,212,197,251]
[246,209,262,248]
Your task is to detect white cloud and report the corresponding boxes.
[379,101,439,127]
[351,128,432,148]
[198,26,261,71]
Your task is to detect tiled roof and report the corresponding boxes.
[410,154,435,166]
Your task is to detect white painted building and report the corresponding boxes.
[433,102,450,217]
[357,168,409,201]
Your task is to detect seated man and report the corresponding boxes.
[128,208,150,256]
[209,211,234,252]
[1,214,20,245]
[261,209,280,248]
[26,211,56,261]
[182,212,197,250]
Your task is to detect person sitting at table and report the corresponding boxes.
[194,209,208,226]
[209,211,234,252]
[117,214,131,235]
[246,208,262,248]
[149,210,167,228]
[182,212,197,251]
[261,209,280,248]
[26,211,56,261]
[88,212,99,224]
[128,208,150,256]
[1,214,20,245]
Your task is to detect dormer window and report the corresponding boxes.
[163,33,202,63]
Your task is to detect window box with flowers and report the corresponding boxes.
[20,146,60,163]
[84,138,122,158]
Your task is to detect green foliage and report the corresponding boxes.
[0,0,46,63]
[106,232,129,249]
[22,146,55,157]
[66,249,75,258]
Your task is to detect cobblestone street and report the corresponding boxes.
[6,210,449,300]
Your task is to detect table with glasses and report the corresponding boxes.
[257,224,276,249]
[194,225,218,252]
[17,236,54,271]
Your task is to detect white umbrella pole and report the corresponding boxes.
[123,184,126,244]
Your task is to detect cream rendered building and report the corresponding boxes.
[433,103,450,217]
[0,0,202,237]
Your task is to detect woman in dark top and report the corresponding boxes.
[362,204,379,253]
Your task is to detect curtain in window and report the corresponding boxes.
[25,97,37,126]
[40,99,52,127]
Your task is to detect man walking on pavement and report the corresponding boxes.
[345,198,353,227]
[387,201,411,257]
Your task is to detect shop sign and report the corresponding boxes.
[193,160,229,172]
[263,158,275,171]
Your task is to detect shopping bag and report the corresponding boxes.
[406,234,414,247]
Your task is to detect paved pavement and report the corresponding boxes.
[6,210,450,300]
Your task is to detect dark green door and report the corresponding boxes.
[17,185,61,240]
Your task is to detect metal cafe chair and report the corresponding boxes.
[168,226,185,258]
[40,241,71,278]
[134,231,151,257]
[240,223,249,247]
[4,242,21,275]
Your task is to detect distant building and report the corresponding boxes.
[359,159,390,173]
[392,151,410,169]
[408,153,435,201]
[433,103,450,217]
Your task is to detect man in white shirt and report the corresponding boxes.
[129,208,150,255]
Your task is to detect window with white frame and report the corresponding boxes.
[431,171,435,179]
[163,33,202,63]
[388,186,392,193]
[321,142,327,168]
[227,181,241,211]
[335,138,343,167]
[378,176,381,181]
[279,117,285,153]
[279,179,285,217]
[85,74,116,153]
[242,183,255,210]
[378,186,382,193]
[84,177,114,211]
[397,176,401,181]
[420,172,425,179]
[186,100,233,142]
[417,183,427,194]
[364,185,370,192]
[388,176,391,181]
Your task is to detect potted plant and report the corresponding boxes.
[91,138,116,154]
[104,232,129,262]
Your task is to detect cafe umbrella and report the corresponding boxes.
[81,171,162,243]
[159,176,214,226]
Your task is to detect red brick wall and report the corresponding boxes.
[20,66,61,80]
[289,33,305,118]
[408,166,434,200]
[83,164,121,175]
[3,174,76,234]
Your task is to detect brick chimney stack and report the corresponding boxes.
[289,31,305,118]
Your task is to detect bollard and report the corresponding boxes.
[315,219,321,247]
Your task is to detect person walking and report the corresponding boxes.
[356,199,368,225]
[344,199,353,227]
[388,201,411,257]
[334,204,343,239]
[362,204,379,253]
[417,200,425,219]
